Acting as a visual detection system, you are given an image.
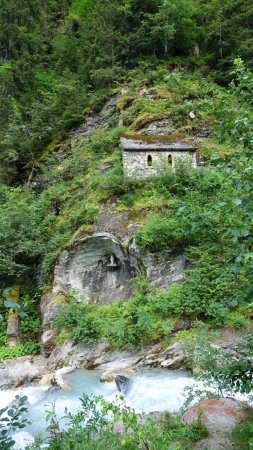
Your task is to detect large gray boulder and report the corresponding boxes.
[115,375,133,395]
[182,398,248,433]
[0,355,48,389]
[182,398,252,450]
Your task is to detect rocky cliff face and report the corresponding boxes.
[53,232,140,304]
[41,205,186,354]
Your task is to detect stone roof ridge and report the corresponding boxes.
[120,133,197,151]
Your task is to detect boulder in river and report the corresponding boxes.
[39,373,54,385]
[115,375,133,395]
[100,367,134,382]
[48,384,61,395]
[54,368,72,391]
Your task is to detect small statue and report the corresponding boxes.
[107,254,117,269]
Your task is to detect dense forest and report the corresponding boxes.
[1,0,253,183]
[0,1,253,449]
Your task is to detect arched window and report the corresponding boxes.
[168,154,172,165]
[147,154,152,166]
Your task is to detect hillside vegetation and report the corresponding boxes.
[0,0,253,351]
[0,59,252,356]
[0,0,253,360]
[0,1,253,449]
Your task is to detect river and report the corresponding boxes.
[1,368,196,448]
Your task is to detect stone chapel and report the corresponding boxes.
[121,134,197,178]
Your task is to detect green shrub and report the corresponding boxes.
[233,409,253,449]
[93,162,127,196]
[68,200,99,228]
[0,322,7,346]
[148,286,185,316]
[0,331,7,346]
[224,312,250,329]
[86,127,124,155]
[36,394,207,450]
[135,165,228,253]
[136,215,187,252]
[20,317,41,336]
[54,292,162,350]
[0,395,30,450]
[0,342,40,361]
[54,303,101,344]
[19,294,41,340]
[54,243,248,349]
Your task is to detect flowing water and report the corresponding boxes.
[2,368,196,448]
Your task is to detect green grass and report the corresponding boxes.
[232,408,253,449]
[118,67,225,135]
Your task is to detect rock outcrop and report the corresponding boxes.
[182,398,248,432]
[44,318,253,375]
[0,355,48,389]
[142,340,190,369]
[5,282,22,346]
[66,94,121,148]
[39,88,209,357]
[53,232,140,304]
[45,336,191,373]
[6,314,21,347]
[40,292,67,356]
[41,217,186,353]
[2,327,251,391]
[140,253,186,290]
[182,398,252,450]
[47,339,143,372]
[39,373,54,386]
